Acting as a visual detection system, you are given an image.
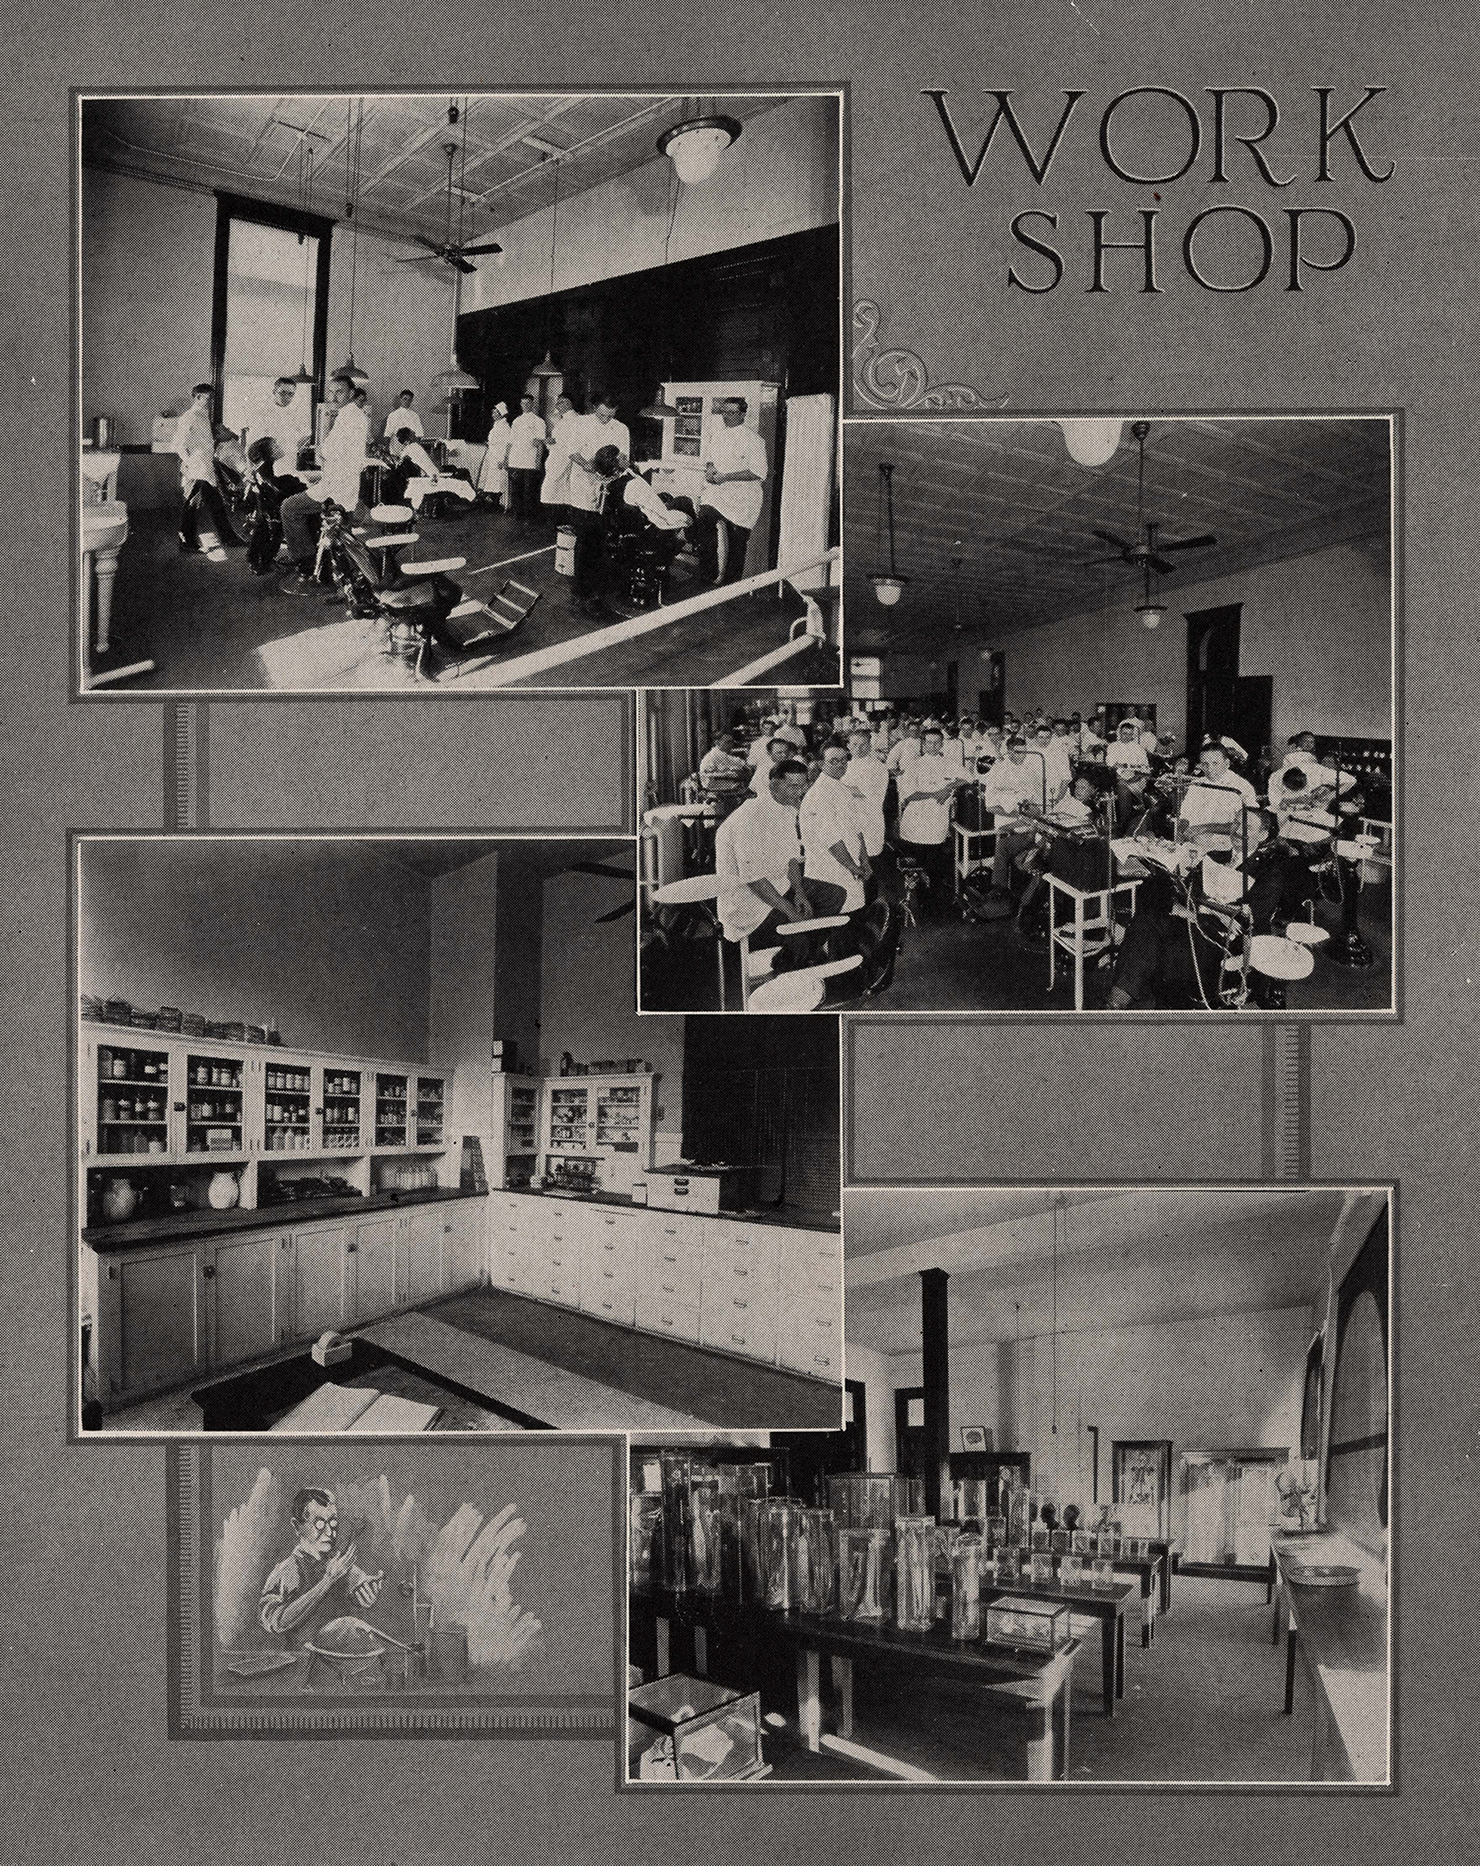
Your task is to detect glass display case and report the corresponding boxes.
[374,1070,408,1148]
[714,1463,771,1606]
[895,1518,936,1632]
[322,1067,362,1151]
[1008,1486,1034,1549]
[94,1040,171,1158]
[1029,1552,1054,1586]
[985,1594,1071,1654]
[954,1477,990,1524]
[628,1676,766,1783]
[951,1535,983,1641]
[547,1084,589,1154]
[1060,1555,1085,1585]
[263,1060,312,1151]
[991,1547,1021,1584]
[1113,1438,1174,1542]
[414,1074,445,1147]
[796,1507,835,1615]
[660,1452,693,1591]
[984,1514,1006,1553]
[838,1526,887,1623]
[763,1501,803,1611]
[594,1082,643,1152]
[689,1469,723,1595]
[827,1473,901,1532]
[183,1051,244,1155]
[630,1493,664,1588]
[1091,1557,1116,1589]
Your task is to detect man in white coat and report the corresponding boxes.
[505,394,547,519]
[691,396,768,586]
[280,372,369,588]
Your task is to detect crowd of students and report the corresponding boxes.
[691,701,1370,1009]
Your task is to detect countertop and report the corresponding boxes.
[82,1184,483,1251]
[498,1184,841,1233]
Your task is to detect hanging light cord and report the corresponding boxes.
[1052,1199,1060,1436]
[345,102,364,361]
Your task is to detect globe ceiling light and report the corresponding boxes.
[657,113,743,185]
[1058,419,1124,467]
[870,575,905,607]
[1137,600,1167,630]
[870,461,909,606]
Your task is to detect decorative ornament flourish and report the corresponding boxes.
[851,299,1008,412]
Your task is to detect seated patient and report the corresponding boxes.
[1107,806,1291,1009]
[384,433,477,510]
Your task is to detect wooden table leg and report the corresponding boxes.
[693,1625,708,1677]
[830,1654,853,1739]
[1060,1672,1072,1780]
[1271,1572,1282,1646]
[1284,1621,1298,1715]
[1116,1611,1126,1702]
[1024,1699,1053,1782]
[1267,1551,1276,1605]
[1141,1572,1154,1648]
[655,1613,670,1679]
[1101,1616,1116,1719]
[796,1645,821,1753]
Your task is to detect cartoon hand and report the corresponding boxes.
[325,1541,358,1581]
[352,1571,384,1608]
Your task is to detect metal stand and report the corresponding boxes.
[1327,854,1375,968]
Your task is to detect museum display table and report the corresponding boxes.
[1269,1532,1388,1782]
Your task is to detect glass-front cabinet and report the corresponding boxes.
[92,1038,172,1161]
[321,1067,363,1152]
[374,1071,409,1148]
[546,1083,591,1154]
[262,1057,312,1153]
[538,1074,654,1189]
[413,1074,446,1147]
[183,1050,247,1158]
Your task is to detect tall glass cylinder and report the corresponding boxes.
[741,1495,769,1604]
[796,1507,836,1614]
[689,1469,723,1595]
[763,1500,803,1611]
[828,1473,899,1532]
[951,1534,983,1641]
[958,1477,988,1524]
[895,1517,935,1632]
[838,1526,887,1622]
[629,1493,664,1588]
[660,1452,692,1590]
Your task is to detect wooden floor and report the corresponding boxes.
[672,1575,1325,1783]
[99,1285,841,1433]
[89,506,840,693]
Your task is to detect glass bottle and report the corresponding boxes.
[838,1527,886,1622]
[951,1534,983,1641]
[895,1517,935,1632]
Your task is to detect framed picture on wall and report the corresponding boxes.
[960,1426,991,1452]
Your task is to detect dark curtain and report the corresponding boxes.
[679,1016,839,1212]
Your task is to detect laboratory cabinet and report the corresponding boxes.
[84,1195,488,1412]
[491,1191,840,1382]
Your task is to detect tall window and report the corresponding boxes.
[210,192,331,453]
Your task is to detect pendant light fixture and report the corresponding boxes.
[529,155,563,382]
[870,460,908,606]
[657,97,743,185]
[432,120,481,409]
[1058,418,1123,468]
[331,100,369,384]
[639,159,684,423]
[293,138,318,384]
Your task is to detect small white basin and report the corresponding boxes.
[81,448,122,489]
[83,500,129,554]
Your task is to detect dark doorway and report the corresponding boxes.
[1227,675,1274,771]
[894,1386,928,1490]
[979,651,1005,725]
[1185,603,1242,751]
[772,1377,867,1506]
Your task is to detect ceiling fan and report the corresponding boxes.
[1082,419,1216,575]
[395,119,504,274]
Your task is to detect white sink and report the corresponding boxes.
[83,500,129,555]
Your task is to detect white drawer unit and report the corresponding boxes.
[638,1212,706,1312]
[700,1220,780,1361]
[579,1207,639,1327]
[634,1285,701,1344]
[778,1292,843,1379]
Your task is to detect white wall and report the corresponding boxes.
[464,95,839,313]
[841,1340,901,1475]
[966,537,1392,749]
[997,1306,1312,1511]
[538,869,684,1165]
[428,854,502,1150]
[81,166,453,446]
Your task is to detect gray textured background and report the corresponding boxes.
[6,2,1477,1858]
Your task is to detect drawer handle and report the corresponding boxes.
[660,1282,676,1294]
[662,1253,679,1265]
[731,1333,747,1345]
[660,1313,675,1326]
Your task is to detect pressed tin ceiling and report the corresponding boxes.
[82,92,790,246]
[843,416,1391,657]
